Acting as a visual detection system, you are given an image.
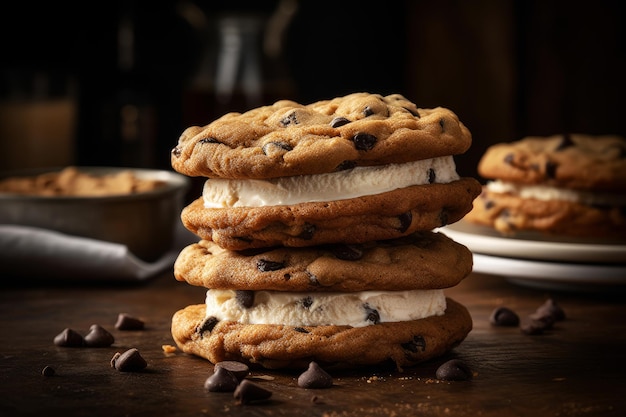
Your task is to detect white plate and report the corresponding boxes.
[438,221,626,264]
[472,253,626,291]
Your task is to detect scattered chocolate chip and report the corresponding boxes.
[520,321,545,335]
[503,153,515,165]
[364,304,380,324]
[215,361,250,381]
[41,365,55,377]
[298,361,333,389]
[401,335,426,353]
[197,317,219,335]
[171,147,181,157]
[205,366,240,392]
[489,307,520,327]
[233,380,272,405]
[307,272,320,286]
[329,244,364,260]
[262,141,293,156]
[534,298,566,321]
[53,328,84,347]
[555,133,574,150]
[427,168,436,184]
[280,111,298,126]
[484,199,495,210]
[352,133,377,151]
[330,117,350,128]
[299,296,313,309]
[398,211,413,232]
[298,223,316,240]
[236,291,255,308]
[115,313,145,331]
[294,327,309,333]
[84,324,115,347]
[439,118,445,131]
[199,137,220,144]
[436,359,473,381]
[111,348,147,372]
[256,259,285,272]
[363,106,374,117]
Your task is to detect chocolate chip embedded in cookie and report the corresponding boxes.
[174,231,472,292]
[170,93,472,179]
[180,177,481,250]
[170,298,472,370]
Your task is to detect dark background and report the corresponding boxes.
[1,0,624,180]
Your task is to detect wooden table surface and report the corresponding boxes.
[2,269,625,417]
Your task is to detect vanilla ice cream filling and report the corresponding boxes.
[486,180,626,206]
[205,289,446,327]
[202,156,460,208]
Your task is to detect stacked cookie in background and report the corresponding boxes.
[466,133,626,240]
[170,93,481,370]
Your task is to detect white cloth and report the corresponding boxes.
[0,224,197,281]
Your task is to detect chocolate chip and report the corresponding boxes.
[484,200,495,210]
[53,328,84,347]
[233,380,272,405]
[294,327,309,333]
[329,244,364,260]
[262,141,293,156]
[236,291,255,308]
[364,304,380,324]
[489,307,520,327]
[197,317,219,335]
[171,147,181,157]
[256,259,285,272]
[401,335,426,353]
[363,106,375,117]
[84,324,115,347]
[298,361,333,389]
[533,298,566,321]
[299,296,313,309]
[280,111,298,126]
[307,272,320,286]
[298,223,316,240]
[330,117,351,128]
[439,118,445,131]
[204,366,240,392]
[352,133,377,151]
[520,321,546,335]
[435,359,473,381]
[199,137,220,144]
[336,160,357,171]
[545,161,558,179]
[111,348,147,372]
[398,211,413,232]
[438,209,449,226]
[427,168,436,184]
[504,153,515,165]
[41,365,55,377]
[115,313,145,331]
[215,361,250,381]
[555,133,574,150]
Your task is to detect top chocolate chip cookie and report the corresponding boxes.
[171,93,472,179]
[478,133,626,191]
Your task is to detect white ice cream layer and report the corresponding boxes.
[205,289,446,327]
[203,157,459,208]
[486,180,626,206]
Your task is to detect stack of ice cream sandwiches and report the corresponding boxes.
[170,92,481,370]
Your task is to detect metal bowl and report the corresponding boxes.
[0,167,190,262]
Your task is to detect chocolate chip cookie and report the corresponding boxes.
[171,93,472,179]
[181,178,481,250]
[170,298,472,370]
[466,133,626,238]
[174,231,472,292]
